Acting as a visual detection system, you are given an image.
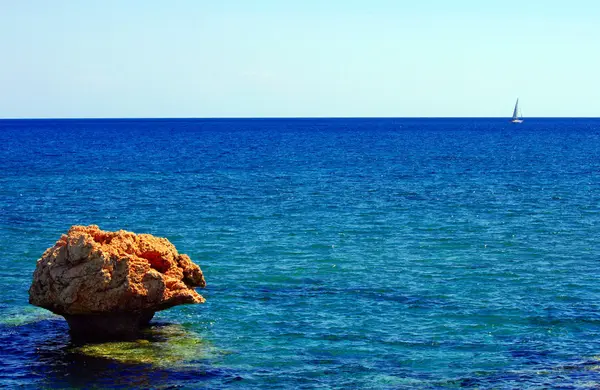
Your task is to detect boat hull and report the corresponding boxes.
[511,119,524,123]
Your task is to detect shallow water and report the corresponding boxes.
[1,118,600,388]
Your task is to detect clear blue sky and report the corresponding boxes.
[1,0,598,118]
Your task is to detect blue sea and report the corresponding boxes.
[1,118,600,389]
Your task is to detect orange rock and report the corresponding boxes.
[28,225,206,339]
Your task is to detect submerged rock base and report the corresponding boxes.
[29,225,206,340]
[64,311,156,340]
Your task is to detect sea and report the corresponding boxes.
[1,117,600,389]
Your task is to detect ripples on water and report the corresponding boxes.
[1,118,600,388]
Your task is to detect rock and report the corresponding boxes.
[29,225,206,340]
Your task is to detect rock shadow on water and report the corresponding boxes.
[16,319,241,389]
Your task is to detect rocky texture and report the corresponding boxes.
[29,225,206,339]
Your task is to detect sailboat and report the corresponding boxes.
[511,98,523,123]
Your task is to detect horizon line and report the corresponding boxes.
[1,116,600,121]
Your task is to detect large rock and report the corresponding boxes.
[29,225,206,339]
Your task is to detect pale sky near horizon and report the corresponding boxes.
[1,0,598,118]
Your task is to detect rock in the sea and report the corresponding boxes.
[29,225,206,339]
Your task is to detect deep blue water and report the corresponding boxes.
[1,117,600,389]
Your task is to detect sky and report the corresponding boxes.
[0,0,599,118]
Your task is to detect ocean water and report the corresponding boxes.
[1,117,600,389]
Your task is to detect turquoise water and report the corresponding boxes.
[1,118,600,388]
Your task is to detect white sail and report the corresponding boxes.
[511,98,523,123]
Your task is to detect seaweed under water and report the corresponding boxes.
[0,317,242,389]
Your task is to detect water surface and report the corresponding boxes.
[1,118,600,388]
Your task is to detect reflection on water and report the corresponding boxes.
[0,317,242,389]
